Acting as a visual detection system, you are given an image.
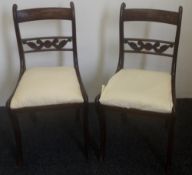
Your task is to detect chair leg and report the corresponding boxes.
[121,111,127,124]
[83,104,89,159]
[8,110,23,167]
[165,117,175,175]
[75,108,81,123]
[98,105,106,161]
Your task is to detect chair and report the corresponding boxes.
[6,2,89,166]
[95,3,182,174]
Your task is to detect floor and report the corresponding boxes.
[0,100,191,175]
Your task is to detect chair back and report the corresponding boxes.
[13,2,79,74]
[117,2,183,76]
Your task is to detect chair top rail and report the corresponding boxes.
[123,9,179,25]
[16,7,72,23]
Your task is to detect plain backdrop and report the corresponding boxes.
[0,0,191,105]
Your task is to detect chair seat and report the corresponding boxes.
[10,67,84,109]
[99,69,173,113]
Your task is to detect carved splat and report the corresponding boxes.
[22,37,72,51]
[124,39,174,54]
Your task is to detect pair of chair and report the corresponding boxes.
[6,2,182,174]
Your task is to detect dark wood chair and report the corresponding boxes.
[6,2,89,166]
[95,3,182,174]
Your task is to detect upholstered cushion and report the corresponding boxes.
[10,67,84,109]
[99,69,173,113]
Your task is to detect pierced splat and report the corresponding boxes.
[22,37,72,53]
[124,38,174,57]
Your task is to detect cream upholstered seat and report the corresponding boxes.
[11,67,84,109]
[99,69,173,113]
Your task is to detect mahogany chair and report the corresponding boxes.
[95,3,182,174]
[6,2,89,166]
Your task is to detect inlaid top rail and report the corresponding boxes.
[17,8,72,23]
[123,9,178,25]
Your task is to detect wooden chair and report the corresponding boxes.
[6,2,89,166]
[95,3,182,174]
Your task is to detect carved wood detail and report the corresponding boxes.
[22,37,72,51]
[124,39,174,54]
